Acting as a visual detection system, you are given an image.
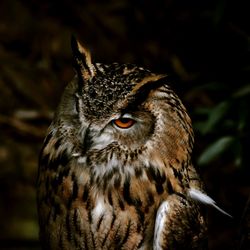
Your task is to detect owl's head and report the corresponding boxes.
[53,37,194,176]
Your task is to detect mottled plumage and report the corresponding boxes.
[37,37,211,249]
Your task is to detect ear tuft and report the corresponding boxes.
[131,74,167,95]
[71,35,96,80]
[115,73,167,110]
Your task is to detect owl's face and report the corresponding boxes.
[73,63,161,152]
[51,38,193,184]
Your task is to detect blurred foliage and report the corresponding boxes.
[0,0,249,249]
[194,83,250,168]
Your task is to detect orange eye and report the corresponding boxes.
[113,118,135,129]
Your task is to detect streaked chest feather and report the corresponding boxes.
[38,151,172,249]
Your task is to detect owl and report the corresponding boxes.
[37,37,227,250]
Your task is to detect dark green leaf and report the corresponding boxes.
[198,136,235,166]
[200,101,230,134]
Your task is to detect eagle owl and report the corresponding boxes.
[37,37,224,249]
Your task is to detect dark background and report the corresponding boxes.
[0,0,249,249]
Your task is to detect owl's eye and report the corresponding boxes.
[113,118,135,129]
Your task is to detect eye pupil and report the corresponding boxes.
[119,118,130,123]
